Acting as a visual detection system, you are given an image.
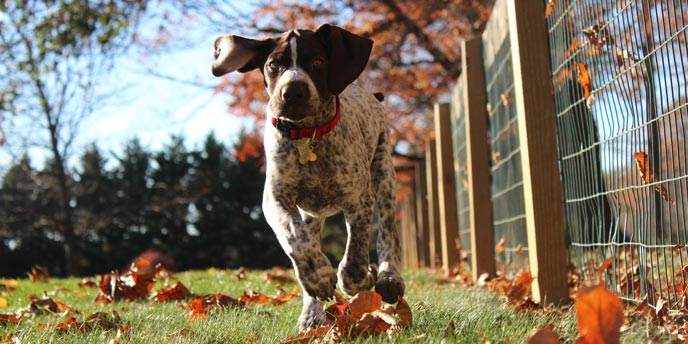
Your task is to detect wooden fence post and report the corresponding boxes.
[434,103,461,275]
[425,140,442,270]
[415,161,430,267]
[507,0,569,304]
[461,37,497,280]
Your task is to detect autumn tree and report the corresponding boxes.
[0,0,148,274]
[159,0,494,159]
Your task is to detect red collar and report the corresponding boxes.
[271,96,341,140]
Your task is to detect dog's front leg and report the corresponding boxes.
[263,190,336,303]
[338,193,377,296]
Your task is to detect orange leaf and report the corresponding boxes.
[545,0,556,18]
[186,293,242,321]
[0,313,20,324]
[272,289,300,305]
[348,291,382,320]
[495,237,506,254]
[27,265,50,282]
[527,325,561,343]
[574,284,624,344]
[576,63,592,103]
[507,272,534,303]
[634,152,673,202]
[395,296,413,327]
[240,290,272,306]
[154,281,194,302]
[350,312,393,337]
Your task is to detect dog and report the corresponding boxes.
[211,24,405,330]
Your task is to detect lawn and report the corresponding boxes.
[0,267,678,343]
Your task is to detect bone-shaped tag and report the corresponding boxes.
[293,138,317,164]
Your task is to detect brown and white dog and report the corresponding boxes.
[211,24,404,330]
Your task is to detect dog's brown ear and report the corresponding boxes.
[316,24,373,94]
[212,35,275,76]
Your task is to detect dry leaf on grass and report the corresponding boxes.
[575,284,624,344]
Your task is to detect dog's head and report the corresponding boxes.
[211,24,372,122]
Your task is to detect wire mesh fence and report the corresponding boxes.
[481,5,529,274]
[450,79,472,266]
[547,0,688,308]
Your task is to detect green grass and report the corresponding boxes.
[0,269,673,343]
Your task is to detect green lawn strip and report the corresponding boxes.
[0,269,673,343]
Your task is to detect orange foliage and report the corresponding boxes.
[574,284,624,344]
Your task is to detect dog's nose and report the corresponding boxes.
[281,81,310,102]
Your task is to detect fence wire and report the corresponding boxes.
[547,0,688,309]
[481,4,529,274]
[451,80,473,265]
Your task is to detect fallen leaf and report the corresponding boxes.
[186,293,242,321]
[395,296,412,326]
[348,291,382,319]
[240,290,272,306]
[634,152,673,202]
[575,284,624,344]
[271,289,300,305]
[27,265,50,282]
[236,267,249,280]
[507,272,535,303]
[527,324,561,343]
[154,281,194,302]
[265,272,295,284]
[0,313,20,324]
[0,297,7,309]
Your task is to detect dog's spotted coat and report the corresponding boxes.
[212,24,405,331]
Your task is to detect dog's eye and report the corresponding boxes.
[311,58,325,70]
[267,61,281,71]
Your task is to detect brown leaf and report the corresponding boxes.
[495,237,506,254]
[265,272,295,284]
[0,313,20,324]
[84,311,121,330]
[186,293,242,321]
[240,290,272,306]
[582,24,614,48]
[395,296,413,327]
[527,325,561,343]
[634,152,673,202]
[507,272,534,303]
[271,289,300,305]
[575,284,624,344]
[348,291,382,320]
[154,281,194,302]
[351,312,393,337]
[78,278,98,289]
[236,267,249,280]
[27,265,50,283]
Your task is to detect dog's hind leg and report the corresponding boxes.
[370,130,406,304]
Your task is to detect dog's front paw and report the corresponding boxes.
[375,269,405,304]
[297,297,329,332]
[338,264,377,297]
[301,262,337,302]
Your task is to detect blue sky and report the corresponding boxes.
[0,5,254,174]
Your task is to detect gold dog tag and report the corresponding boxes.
[293,138,317,164]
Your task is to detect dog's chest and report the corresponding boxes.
[265,121,372,213]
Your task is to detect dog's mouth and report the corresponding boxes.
[270,102,315,122]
